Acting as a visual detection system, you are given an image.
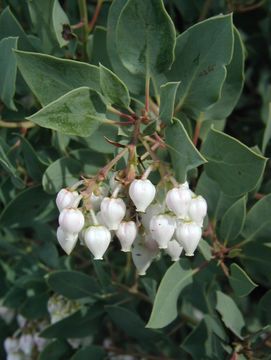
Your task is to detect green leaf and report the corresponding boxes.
[220,196,246,243]
[107,0,144,94]
[229,263,257,297]
[216,291,245,339]
[0,37,18,110]
[242,194,271,243]
[0,186,55,228]
[27,87,107,137]
[203,27,245,121]
[39,340,71,360]
[46,270,100,299]
[71,345,106,360]
[196,172,240,221]
[116,0,175,76]
[159,82,180,125]
[198,239,212,261]
[99,63,130,108]
[262,103,271,153]
[52,0,70,47]
[15,50,100,105]
[201,128,267,197]
[90,26,111,69]
[42,149,105,194]
[165,119,206,182]
[40,305,104,338]
[168,14,234,113]
[107,306,157,341]
[146,261,195,329]
[0,7,34,50]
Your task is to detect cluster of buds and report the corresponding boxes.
[55,170,207,275]
[3,315,47,360]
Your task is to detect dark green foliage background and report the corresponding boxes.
[0,1,271,359]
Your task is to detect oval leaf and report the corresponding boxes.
[229,263,257,297]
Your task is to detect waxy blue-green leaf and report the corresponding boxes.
[146,261,195,329]
[165,119,206,182]
[15,50,100,105]
[116,0,176,76]
[99,63,130,108]
[0,7,34,50]
[203,27,245,121]
[0,37,18,110]
[107,0,144,94]
[229,263,257,297]
[216,291,245,339]
[262,103,271,153]
[201,128,267,197]
[168,14,234,113]
[52,0,70,47]
[159,82,180,125]
[46,271,100,299]
[27,87,107,137]
[242,194,271,243]
[220,196,246,243]
[39,340,71,360]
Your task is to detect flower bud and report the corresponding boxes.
[100,197,126,230]
[165,239,183,261]
[56,188,79,211]
[131,243,155,276]
[166,186,192,218]
[58,208,85,234]
[116,221,137,252]
[4,338,19,353]
[141,203,164,229]
[129,179,156,212]
[149,214,176,249]
[188,195,207,226]
[57,227,78,255]
[19,334,34,355]
[90,185,108,211]
[84,225,111,260]
[175,221,202,256]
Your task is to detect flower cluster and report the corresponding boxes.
[3,314,47,360]
[56,173,207,275]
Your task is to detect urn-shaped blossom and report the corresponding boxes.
[84,225,111,260]
[166,186,192,218]
[188,195,207,226]
[175,221,202,256]
[129,179,156,212]
[89,185,108,211]
[165,239,183,261]
[19,334,34,355]
[4,338,19,354]
[116,221,137,252]
[141,203,164,229]
[56,188,79,211]
[100,197,126,230]
[57,227,78,255]
[149,214,176,249]
[131,243,155,276]
[58,208,85,234]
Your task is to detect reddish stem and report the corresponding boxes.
[193,120,202,146]
[88,0,103,32]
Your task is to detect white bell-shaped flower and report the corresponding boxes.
[58,208,85,234]
[90,185,108,211]
[129,179,156,212]
[144,233,160,255]
[116,221,137,252]
[166,186,192,218]
[149,214,176,249]
[131,243,155,276]
[56,188,79,211]
[19,334,34,355]
[165,239,183,261]
[7,353,24,360]
[141,203,164,229]
[96,211,106,226]
[188,195,207,226]
[100,197,126,230]
[4,338,19,353]
[33,334,47,352]
[0,306,14,324]
[175,221,202,256]
[56,227,78,255]
[84,225,111,260]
